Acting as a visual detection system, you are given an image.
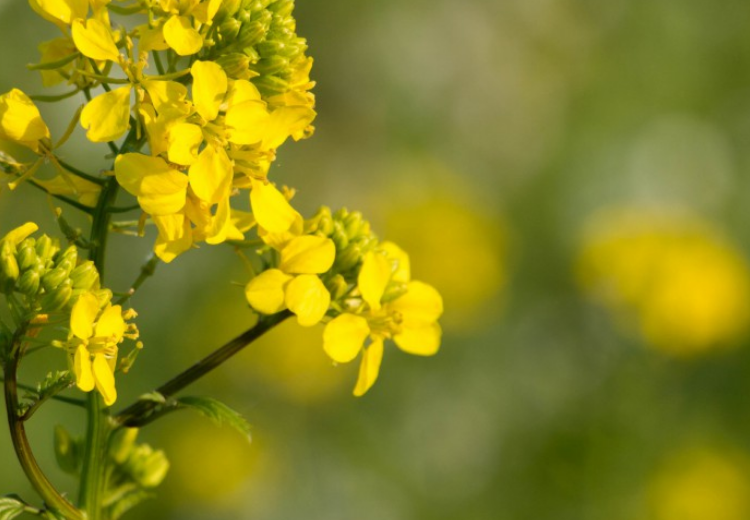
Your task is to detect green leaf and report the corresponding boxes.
[0,495,26,520]
[177,396,252,441]
[137,392,166,404]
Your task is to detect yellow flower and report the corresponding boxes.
[0,89,50,153]
[245,235,335,326]
[323,244,443,396]
[69,291,129,406]
[578,209,750,355]
[80,86,132,143]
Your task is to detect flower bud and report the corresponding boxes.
[41,266,70,292]
[35,235,56,265]
[70,261,99,290]
[109,427,139,465]
[41,279,72,311]
[17,269,41,296]
[17,241,37,272]
[215,0,242,21]
[57,246,78,268]
[54,425,80,475]
[1,241,20,284]
[335,243,362,273]
[325,274,349,300]
[330,221,349,250]
[236,20,268,49]
[381,282,409,304]
[219,17,242,42]
[254,55,289,75]
[125,445,170,489]
[268,0,294,17]
[216,53,254,80]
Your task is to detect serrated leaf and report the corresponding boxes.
[177,396,251,441]
[0,495,26,520]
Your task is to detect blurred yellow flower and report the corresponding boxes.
[578,209,750,355]
[384,194,505,330]
[648,447,750,520]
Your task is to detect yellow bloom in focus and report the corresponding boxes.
[0,89,51,153]
[323,244,443,396]
[245,235,335,326]
[68,291,136,406]
[578,209,750,355]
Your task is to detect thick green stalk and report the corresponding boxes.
[79,126,141,519]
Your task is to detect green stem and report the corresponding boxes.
[3,328,84,520]
[114,311,292,428]
[79,126,142,520]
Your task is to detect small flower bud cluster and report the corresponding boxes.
[0,223,101,314]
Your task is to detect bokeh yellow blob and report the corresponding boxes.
[164,420,268,505]
[578,209,750,355]
[384,195,505,330]
[648,447,750,520]
[241,319,349,404]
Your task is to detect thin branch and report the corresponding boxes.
[115,255,159,305]
[114,311,292,428]
[54,158,106,185]
[27,179,94,214]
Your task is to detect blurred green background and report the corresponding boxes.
[5,0,750,519]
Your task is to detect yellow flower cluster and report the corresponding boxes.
[2,0,315,262]
[245,208,444,395]
[578,209,750,355]
[0,223,139,406]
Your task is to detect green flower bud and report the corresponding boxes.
[216,53,254,80]
[69,261,99,290]
[215,0,241,21]
[344,211,364,237]
[331,221,349,250]
[54,425,80,475]
[35,235,56,265]
[41,266,70,292]
[109,427,139,465]
[335,243,362,273]
[268,0,294,17]
[219,17,242,42]
[254,55,289,75]
[17,242,37,272]
[125,445,170,489]
[1,242,20,284]
[236,20,268,49]
[325,274,349,300]
[57,246,78,268]
[41,280,72,312]
[17,269,41,296]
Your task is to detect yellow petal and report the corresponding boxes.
[205,196,233,245]
[30,0,88,25]
[245,269,292,315]
[0,89,50,150]
[142,79,190,117]
[358,251,391,311]
[168,123,203,165]
[192,0,222,23]
[280,235,335,274]
[225,100,270,145]
[188,145,232,205]
[261,106,316,150]
[93,353,117,406]
[80,87,131,143]
[390,281,444,326]
[94,305,125,340]
[38,37,77,87]
[35,174,101,207]
[353,338,384,397]
[163,15,202,56]
[191,60,227,121]
[71,18,120,61]
[394,322,441,356]
[2,222,38,246]
[250,180,299,233]
[285,274,331,327]
[225,79,261,107]
[137,24,169,53]
[380,241,410,283]
[114,153,188,215]
[74,344,95,392]
[71,291,100,340]
[153,213,192,263]
[258,212,303,250]
[323,314,369,364]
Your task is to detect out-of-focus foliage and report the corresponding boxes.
[3,0,750,519]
